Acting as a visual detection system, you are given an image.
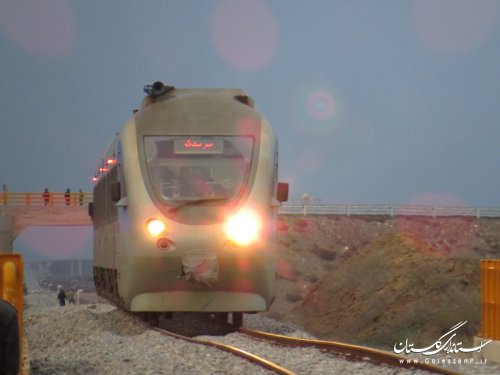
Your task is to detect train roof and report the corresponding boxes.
[140,82,254,109]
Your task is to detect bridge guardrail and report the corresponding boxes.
[2,193,499,218]
[278,204,500,218]
[0,192,93,207]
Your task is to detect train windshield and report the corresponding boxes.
[144,136,254,203]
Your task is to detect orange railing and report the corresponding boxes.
[0,192,92,206]
[481,259,500,340]
[0,254,24,371]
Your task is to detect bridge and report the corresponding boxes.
[2,191,500,253]
[0,192,93,252]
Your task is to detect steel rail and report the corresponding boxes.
[239,328,460,375]
[153,327,295,375]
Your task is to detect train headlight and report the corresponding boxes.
[146,219,167,237]
[224,209,261,246]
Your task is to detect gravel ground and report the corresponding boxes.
[25,298,270,375]
[25,293,442,375]
[24,290,500,375]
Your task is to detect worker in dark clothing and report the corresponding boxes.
[57,288,67,306]
[0,298,20,375]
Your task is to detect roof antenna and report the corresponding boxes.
[143,81,174,97]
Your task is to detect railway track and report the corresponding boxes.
[153,325,460,375]
[238,328,460,375]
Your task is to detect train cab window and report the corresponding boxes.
[144,136,253,203]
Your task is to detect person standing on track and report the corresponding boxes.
[0,298,20,375]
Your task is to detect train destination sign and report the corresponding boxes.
[174,138,224,154]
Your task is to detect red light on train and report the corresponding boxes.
[92,175,98,182]
[99,167,108,173]
[106,159,117,165]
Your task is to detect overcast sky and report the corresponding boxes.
[2,0,500,209]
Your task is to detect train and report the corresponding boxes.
[89,81,288,326]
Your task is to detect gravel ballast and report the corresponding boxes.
[25,291,500,375]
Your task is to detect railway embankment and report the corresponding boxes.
[270,215,500,349]
[24,214,500,373]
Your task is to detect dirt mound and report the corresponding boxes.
[288,233,480,347]
[268,215,500,348]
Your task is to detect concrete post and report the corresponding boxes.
[302,194,310,216]
[0,214,13,253]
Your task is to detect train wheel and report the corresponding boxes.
[148,312,160,327]
[215,312,228,324]
[232,312,243,328]
[138,312,160,327]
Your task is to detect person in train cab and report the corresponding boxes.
[179,167,195,197]
[158,167,179,198]
[57,288,67,306]
[64,188,71,205]
[0,298,20,375]
[191,167,215,197]
[43,187,50,205]
[179,167,214,198]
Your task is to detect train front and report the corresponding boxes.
[117,85,287,317]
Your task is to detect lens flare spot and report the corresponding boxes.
[406,192,464,207]
[232,278,253,292]
[396,216,476,256]
[16,226,91,259]
[307,90,336,121]
[277,260,297,280]
[236,117,260,134]
[0,0,77,58]
[304,289,327,309]
[236,258,250,272]
[290,84,342,135]
[397,193,476,256]
[210,0,278,71]
[413,0,500,56]
[295,148,327,177]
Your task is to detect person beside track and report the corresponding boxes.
[57,287,67,306]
